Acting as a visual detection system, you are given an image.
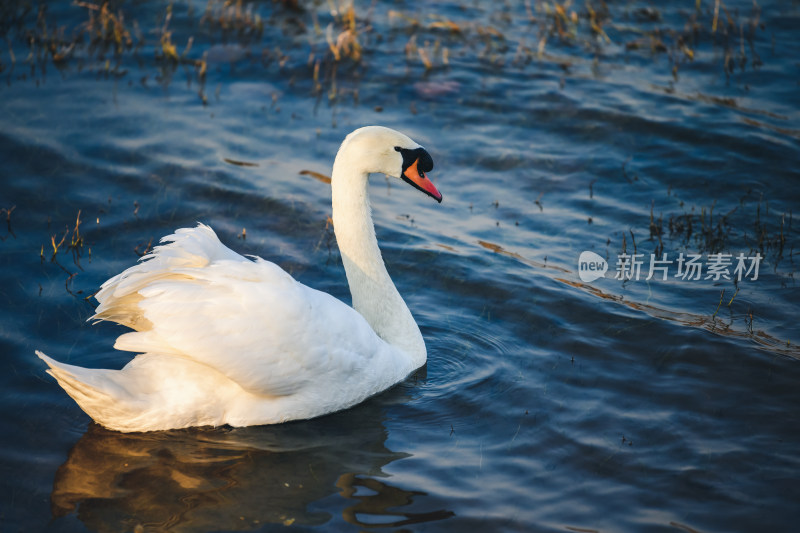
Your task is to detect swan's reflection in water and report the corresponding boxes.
[336,474,454,528]
[51,399,453,532]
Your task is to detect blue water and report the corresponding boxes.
[1,1,799,531]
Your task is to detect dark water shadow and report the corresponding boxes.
[49,396,454,532]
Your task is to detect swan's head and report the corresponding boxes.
[337,126,442,203]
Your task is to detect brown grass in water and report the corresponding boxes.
[0,0,773,108]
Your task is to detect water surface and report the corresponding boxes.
[1,1,798,531]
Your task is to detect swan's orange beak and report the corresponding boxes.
[403,158,442,203]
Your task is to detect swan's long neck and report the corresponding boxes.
[331,150,426,367]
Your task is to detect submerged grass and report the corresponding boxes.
[0,0,774,104]
[658,191,793,273]
[39,209,93,298]
[0,205,16,241]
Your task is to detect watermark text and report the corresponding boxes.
[578,252,762,282]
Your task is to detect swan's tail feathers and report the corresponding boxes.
[36,351,137,432]
[90,223,243,330]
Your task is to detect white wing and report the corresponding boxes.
[93,224,395,398]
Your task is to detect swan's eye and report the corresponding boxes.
[396,146,434,174]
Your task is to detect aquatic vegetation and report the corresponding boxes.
[0,205,16,240]
[43,210,84,263]
[38,209,94,298]
[200,0,265,41]
[642,191,794,275]
[0,0,775,102]
[78,1,133,56]
[597,185,796,354]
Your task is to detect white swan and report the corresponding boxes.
[36,126,442,433]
